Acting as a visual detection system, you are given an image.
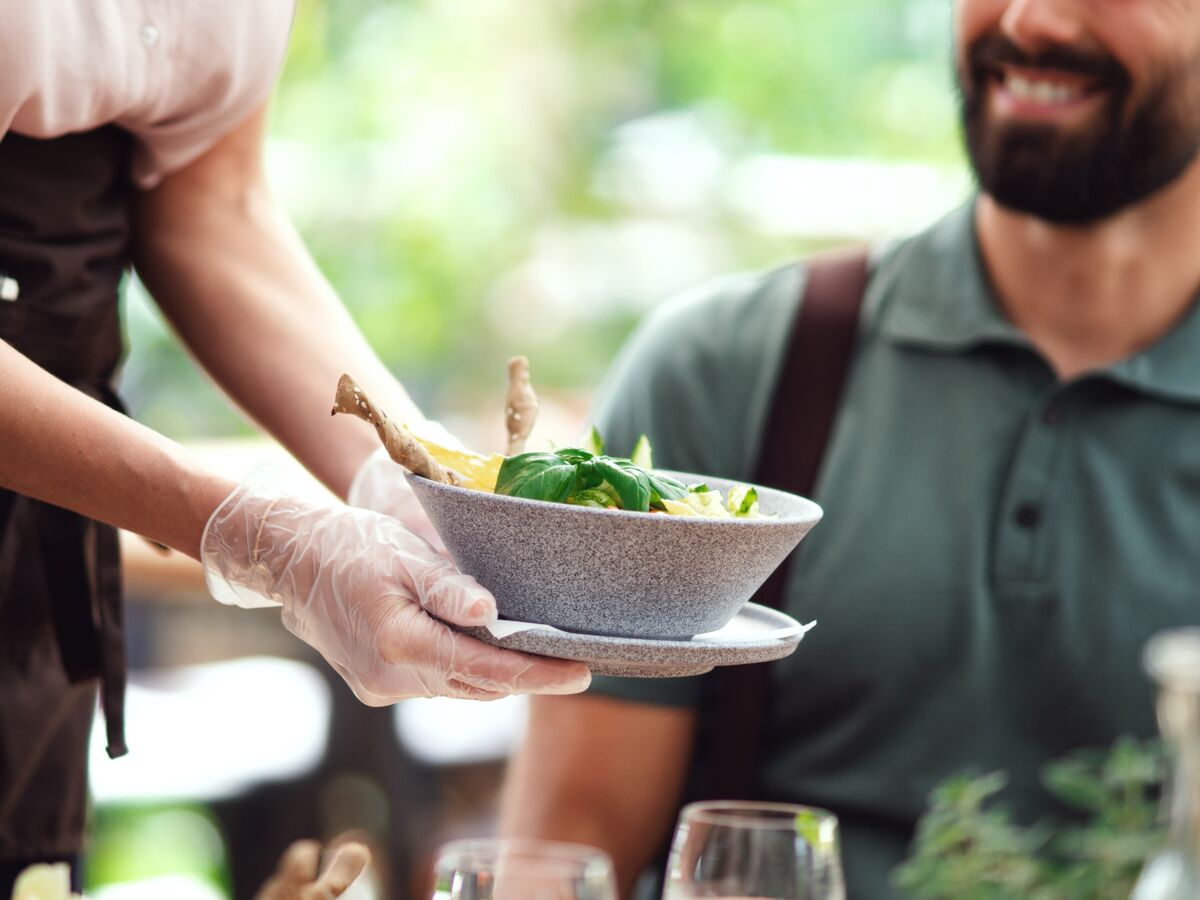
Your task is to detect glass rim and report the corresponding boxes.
[433,837,615,867]
[679,800,839,830]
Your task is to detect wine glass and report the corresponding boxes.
[663,801,846,899]
[430,837,619,900]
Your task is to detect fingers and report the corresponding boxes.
[390,492,448,555]
[277,840,322,882]
[299,542,591,702]
[373,522,494,625]
[412,564,498,627]
[393,610,592,696]
[255,838,370,900]
[255,840,321,899]
[452,638,592,697]
[348,452,449,553]
[305,841,371,899]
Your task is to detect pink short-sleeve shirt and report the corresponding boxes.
[0,0,295,188]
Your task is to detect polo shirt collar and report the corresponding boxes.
[876,200,1200,405]
[877,201,1025,352]
[1104,298,1200,405]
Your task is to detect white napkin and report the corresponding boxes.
[485,616,816,642]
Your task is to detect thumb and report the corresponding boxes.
[411,561,498,627]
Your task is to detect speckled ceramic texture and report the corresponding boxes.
[407,469,822,640]
[456,603,807,677]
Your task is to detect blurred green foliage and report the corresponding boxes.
[894,736,1167,900]
[86,805,229,893]
[121,0,966,439]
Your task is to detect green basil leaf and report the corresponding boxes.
[495,452,576,503]
[647,471,689,509]
[570,488,617,509]
[594,458,651,512]
[572,458,603,492]
[500,446,686,515]
[649,472,688,501]
[554,447,594,465]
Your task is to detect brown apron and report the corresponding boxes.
[0,126,131,860]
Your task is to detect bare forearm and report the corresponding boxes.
[500,695,697,897]
[132,108,417,499]
[0,340,234,558]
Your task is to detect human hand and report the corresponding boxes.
[254,838,370,900]
[348,447,445,553]
[201,467,591,704]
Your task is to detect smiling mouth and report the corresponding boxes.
[988,65,1105,114]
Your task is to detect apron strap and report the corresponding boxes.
[94,520,127,759]
[0,363,132,759]
[698,247,869,801]
[2,500,129,759]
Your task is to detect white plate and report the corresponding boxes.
[458,603,815,678]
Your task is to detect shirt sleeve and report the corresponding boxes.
[123,0,297,188]
[1,0,297,188]
[585,262,808,708]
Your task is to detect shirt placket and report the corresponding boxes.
[992,385,1068,590]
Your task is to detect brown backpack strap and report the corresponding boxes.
[699,247,869,800]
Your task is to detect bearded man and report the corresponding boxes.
[498,0,1200,896]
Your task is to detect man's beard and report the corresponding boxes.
[959,33,1200,225]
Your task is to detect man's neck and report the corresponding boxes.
[975,159,1200,380]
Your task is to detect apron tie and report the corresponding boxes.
[0,497,128,759]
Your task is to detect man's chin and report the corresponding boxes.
[983,189,1114,227]
[966,119,1121,224]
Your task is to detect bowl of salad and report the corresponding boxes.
[407,433,822,640]
[333,370,822,640]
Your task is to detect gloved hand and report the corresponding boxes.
[348,446,445,553]
[201,467,591,704]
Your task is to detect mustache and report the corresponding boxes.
[967,33,1128,87]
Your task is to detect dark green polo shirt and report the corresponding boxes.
[588,203,1200,899]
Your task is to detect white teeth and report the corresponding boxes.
[1005,73,1083,105]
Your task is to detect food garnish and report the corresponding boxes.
[332,364,767,517]
[331,374,459,485]
[504,356,539,456]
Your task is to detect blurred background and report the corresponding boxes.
[96,0,971,897]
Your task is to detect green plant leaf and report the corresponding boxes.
[592,458,652,511]
[893,739,1167,900]
[495,452,577,503]
[572,488,617,508]
[631,434,653,469]
[648,471,688,509]
[554,446,595,465]
[582,426,604,456]
[727,484,760,516]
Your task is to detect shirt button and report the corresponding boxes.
[1014,502,1041,529]
[1041,400,1062,426]
[140,22,160,48]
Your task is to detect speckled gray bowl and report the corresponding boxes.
[406,469,822,640]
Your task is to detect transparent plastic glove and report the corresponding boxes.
[201,467,591,704]
[254,837,370,900]
[348,446,446,554]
